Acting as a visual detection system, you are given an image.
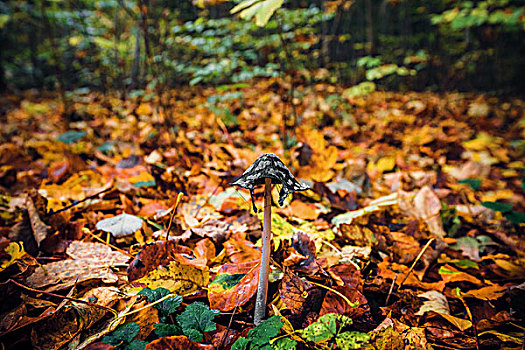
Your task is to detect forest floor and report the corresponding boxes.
[0,79,524,350]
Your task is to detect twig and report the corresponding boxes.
[165,192,183,241]
[216,117,233,146]
[398,238,434,289]
[195,179,224,218]
[47,187,112,216]
[119,292,176,318]
[8,279,118,316]
[307,280,358,308]
[385,273,397,306]
[218,304,238,350]
[85,228,133,258]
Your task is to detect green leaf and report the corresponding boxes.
[450,260,479,269]
[271,337,297,350]
[139,287,182,319]
[231,337,250,350]
[231,316,284,350]
[153,322,183,337]
[458,178,481,191]
[157,294,183,317]
[185,329,204,342]
[438,266,461,274]
[102,322,140,345]
[127,339,149,350]
[139,286,171,302]
[504,210,525,225]
[176,302,220,342]
[482,201,513,213]
[335,331,370,350]
[58,130,86,145]
[97,141,115,153]
[302,313,338,343]
[248,316,284,348]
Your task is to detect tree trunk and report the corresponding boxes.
[365,0,376,55]
[130,25,141,89]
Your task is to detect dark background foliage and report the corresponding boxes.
[0,0,523,94]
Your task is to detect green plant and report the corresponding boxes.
[101,322,148,350]
[231,315,284,350]
[441,202,462,237]
[482,201,525,225]
[101,287,219,348]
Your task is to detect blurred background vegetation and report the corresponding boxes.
[0,0,523,95]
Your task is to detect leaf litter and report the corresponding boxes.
[0,83,524,349]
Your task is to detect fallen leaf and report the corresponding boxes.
[144,335,214,350]
[208,260,259,311]
[133,260,209,296]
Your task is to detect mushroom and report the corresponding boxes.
[231,153,309,325]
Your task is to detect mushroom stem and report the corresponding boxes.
[254,177,272,325]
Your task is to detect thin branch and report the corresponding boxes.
[398,238,434,289]
[85,228,133,258]
[47,187,112,216]
[8,279,118,317]
[165,192,183,241]
[385,274,397,306]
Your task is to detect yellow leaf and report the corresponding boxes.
[481,189,514,202]
[135,260,209,296]
[462,132,501,151]
[0,242,25,272]
[439,313,472,331]
[136,103,153,116]
[68,36,83,46]
[479,330,524,345]
[128,171,156,188]
[376,156,396,173]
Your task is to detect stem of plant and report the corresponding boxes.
[254,177,272,326]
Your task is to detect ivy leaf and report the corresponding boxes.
[335,331,370,350]
[153,322,183,337]
[176,302,220,342]
[101,322,140,345]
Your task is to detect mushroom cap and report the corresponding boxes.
[230,153,309,206]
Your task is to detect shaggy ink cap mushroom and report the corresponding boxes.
[230,153,309,210]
